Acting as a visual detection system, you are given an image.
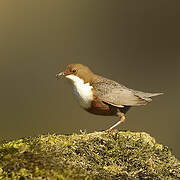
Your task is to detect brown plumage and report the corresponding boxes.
[56,64,163,131]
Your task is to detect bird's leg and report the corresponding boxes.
[106,111,125,131]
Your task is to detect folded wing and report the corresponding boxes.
[92,76,163,107]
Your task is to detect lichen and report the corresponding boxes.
[0,131,179,180]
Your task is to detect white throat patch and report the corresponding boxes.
[65,75,93,109]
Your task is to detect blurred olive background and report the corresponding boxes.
[0,0,180,158]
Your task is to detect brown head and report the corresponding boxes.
[56,64,95,83]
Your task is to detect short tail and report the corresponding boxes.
[146,92,164,97]
[134,91,163,103]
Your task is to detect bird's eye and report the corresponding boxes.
[72,69,77,73]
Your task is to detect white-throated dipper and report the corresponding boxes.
[56,64,163,131]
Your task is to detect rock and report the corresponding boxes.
[0,130,180,179]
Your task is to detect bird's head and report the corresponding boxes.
[56,64,95,84]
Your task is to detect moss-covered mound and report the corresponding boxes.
[0,131,179,180]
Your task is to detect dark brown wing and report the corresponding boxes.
[91,76,162,107]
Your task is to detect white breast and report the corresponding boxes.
[65,75,93,109]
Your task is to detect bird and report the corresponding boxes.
[56,64,163,131]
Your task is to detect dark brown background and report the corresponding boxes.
[0,0,180,158]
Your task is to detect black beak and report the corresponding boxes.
[56,72,64,79]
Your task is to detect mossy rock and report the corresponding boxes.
[0,130,179,179]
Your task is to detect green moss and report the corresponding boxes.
[0,131,179,179]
